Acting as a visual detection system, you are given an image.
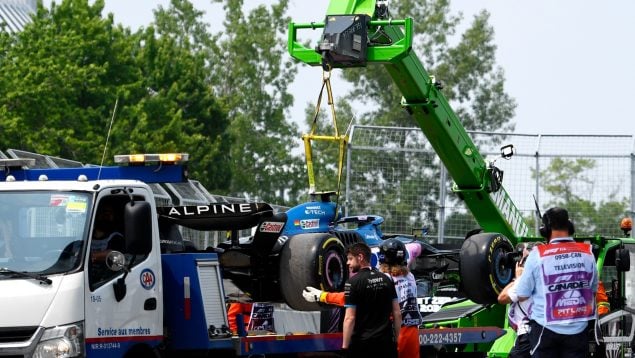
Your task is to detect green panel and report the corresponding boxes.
[487,328,514,358]
[288,19,412,67]
[326,0,377,16]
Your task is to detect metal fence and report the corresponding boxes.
[344,125,635,243]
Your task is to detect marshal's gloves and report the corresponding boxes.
[303,286,326,303]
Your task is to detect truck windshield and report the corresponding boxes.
[0,191,92,275]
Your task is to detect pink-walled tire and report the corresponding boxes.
[280,233,347,311]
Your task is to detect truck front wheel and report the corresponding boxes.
[459,232,513,304]
[280,233,347,311]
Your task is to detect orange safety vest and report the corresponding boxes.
[597,281,609,315]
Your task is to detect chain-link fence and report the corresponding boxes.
[344,125,635,244]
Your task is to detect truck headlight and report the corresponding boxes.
[33,322,84,358]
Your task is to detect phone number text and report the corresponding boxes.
[419,332,463,345]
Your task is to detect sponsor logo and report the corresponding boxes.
[304,205,326,215]
[543,248,560,255]
[555,290,585,307]
[305,209,326,215]
[548,281,589,292]
[140,269,155,290]
[167,203,253,216]
[260,221,284,233]
[417,296,457,313]
[50,194,68,206]
[300,219,320,229]
[553,274,573,283]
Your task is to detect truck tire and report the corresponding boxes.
[459,232,513,304]
[280,233,347,311]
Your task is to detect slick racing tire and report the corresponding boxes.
[459,232,514,304]
[280,233,347,311]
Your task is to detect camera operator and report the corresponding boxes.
[498,242,542,358]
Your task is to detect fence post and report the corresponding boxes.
[438,165,447,243]
[344,125,356,218]
[534,135,543,235]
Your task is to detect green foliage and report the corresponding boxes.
[533,158,629,236]
[0,0,232,192]
[0,0,135,159]
[538,158,594,204]
[123,0,231,191]
[0,0,310,199]
[211,0,304,205]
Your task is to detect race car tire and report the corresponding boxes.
[280,233,347,311]
[459,232,514,304]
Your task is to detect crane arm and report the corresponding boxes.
[288,0,530,241]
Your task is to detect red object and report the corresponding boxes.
[228,303,253,333]
[184,277,191,320]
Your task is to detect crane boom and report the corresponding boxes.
[289,0,530,242]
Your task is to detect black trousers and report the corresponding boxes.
[509,333,531,358]
[527,320,589,358]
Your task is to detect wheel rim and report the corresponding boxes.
[322,249,345,290]
[493,246,513,285]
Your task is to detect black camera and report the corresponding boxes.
[504,245,525,266]
[505,242,541,267]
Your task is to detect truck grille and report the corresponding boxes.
[0,326,37,343]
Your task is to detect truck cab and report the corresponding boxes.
[0,174,164,356]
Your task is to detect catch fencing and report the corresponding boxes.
[344,125,635,243]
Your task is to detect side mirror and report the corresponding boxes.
[616,248,630,272]
[124,201,153,255]
[105,251,126,272]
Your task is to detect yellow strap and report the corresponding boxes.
[304,67,349,215]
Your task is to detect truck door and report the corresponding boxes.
[84,192,163,357]
[595,243,635,357]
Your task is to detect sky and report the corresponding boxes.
[88,1,635,136]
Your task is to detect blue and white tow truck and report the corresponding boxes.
[0,153,352,357]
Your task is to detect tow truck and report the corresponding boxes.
[0,149,452,357]
[288,0,635,356]
[0,152,357,357]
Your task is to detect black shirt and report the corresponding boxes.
[344,267,397,341]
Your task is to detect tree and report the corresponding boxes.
[533,157,628,236]
[122,0,231,191]
[211,0,304,205]
[0,0,232,192]
[0,0,138,160]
